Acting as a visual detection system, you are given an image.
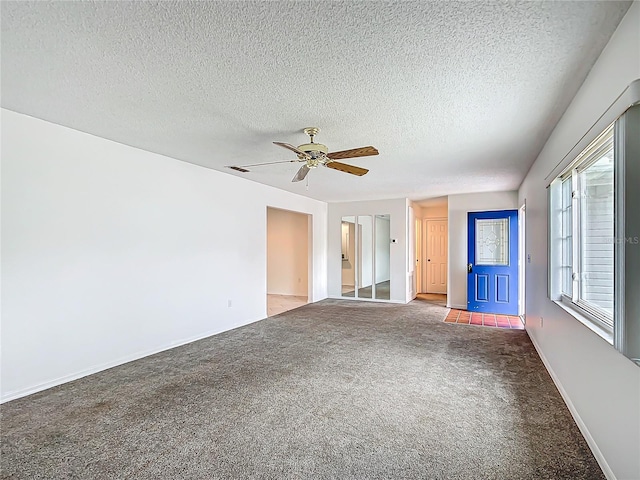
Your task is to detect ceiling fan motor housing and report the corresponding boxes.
[298,126,328,159]
[297,143,328,155]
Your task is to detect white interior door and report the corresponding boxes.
[426,219,448,294]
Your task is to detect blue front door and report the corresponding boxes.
[467,210,518,315]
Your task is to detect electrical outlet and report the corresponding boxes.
[527,254,531,263]
[540,317,544,328]
[227,300,232,308]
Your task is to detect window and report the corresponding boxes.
[548,92,639,365]
[577,150,614,318]
[551,124,615,337]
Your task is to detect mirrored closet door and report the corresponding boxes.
[341,214,391,300]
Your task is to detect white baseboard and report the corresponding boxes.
[1,317,264,404]
[527,332,615,480]
[447,303,466,310]
[267,291,308,297]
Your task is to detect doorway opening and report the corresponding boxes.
[415,198,448,307]
[266,207,311,317]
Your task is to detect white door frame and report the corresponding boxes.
[518,202,526,318]
[415,217,423,294]
[408,206,416,300]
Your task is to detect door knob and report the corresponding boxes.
[468,263,473,273]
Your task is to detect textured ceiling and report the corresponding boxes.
[1,1,631,202]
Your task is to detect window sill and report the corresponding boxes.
[553,300,614,345]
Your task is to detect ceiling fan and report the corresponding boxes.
[226,127,379,182]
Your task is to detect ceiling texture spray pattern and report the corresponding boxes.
[1,1,631,202]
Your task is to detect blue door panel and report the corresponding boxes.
[467,210,518,315]
[475,274,489,302]
[496,275,509,303]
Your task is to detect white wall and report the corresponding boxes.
[518,3,640,479]
[328,199,407,303]
[266,207,309,297]
[0,110,328,402]
[447,191,519,309]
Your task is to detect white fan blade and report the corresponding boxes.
[292,165,311,182]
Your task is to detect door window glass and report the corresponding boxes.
[476,218,509,266]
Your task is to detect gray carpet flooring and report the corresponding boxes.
[1,299,603,479]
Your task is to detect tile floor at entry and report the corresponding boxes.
[267,295,308,317]
[445,309,524,330]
